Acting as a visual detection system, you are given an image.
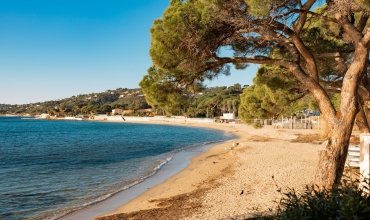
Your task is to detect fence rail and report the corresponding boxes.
[253,117,358,131]
[252,117,322,130]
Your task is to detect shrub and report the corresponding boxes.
[253,120,264,129]
[255,177,370,219]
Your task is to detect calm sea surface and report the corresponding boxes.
[0,117,235,220]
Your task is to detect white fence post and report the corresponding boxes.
[318,116,320,130]
[360,134,370,179]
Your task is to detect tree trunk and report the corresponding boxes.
[314,119,355,190]
[356,107,370,133]
[359,65,370,128]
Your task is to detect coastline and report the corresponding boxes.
[62,118,322,220]
[59,119,240,220]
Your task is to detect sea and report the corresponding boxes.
[0,116,236,220]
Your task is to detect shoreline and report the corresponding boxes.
[94,120,322,220]
[60,118,322,220]
[102,123,243,216]
[59,120,241,220]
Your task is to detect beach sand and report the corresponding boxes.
[94,121,323,220]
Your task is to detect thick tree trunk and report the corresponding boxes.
[314,120,355,190]
[359,65,370,128]
[312,42,368,190]
[356,108,370,133]
[365,107,370,128]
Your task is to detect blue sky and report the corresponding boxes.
[0,0,256,104]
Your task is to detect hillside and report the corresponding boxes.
[0,88,150,116]
[1,85,246,117]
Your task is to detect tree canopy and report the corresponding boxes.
[143,0,370,189]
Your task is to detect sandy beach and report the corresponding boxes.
[90,120,322,220]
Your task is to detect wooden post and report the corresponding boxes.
[291,119,293,129]
[360,134,370,179]
[318,116,320,130]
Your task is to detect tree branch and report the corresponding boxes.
[355,97,370,133]
[269,20,319,81]
[294,0,317,34]
[232,24,301,63]
[315,51,352,71]
[306,11,337,23]
[314,51,354,58]
[274,9,337,23]
[357,13,369,32]
[363,27,370,46]
[358,84,370,103]
[335,13,364,44]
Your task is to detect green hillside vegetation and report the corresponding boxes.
[0,86,246,117]
[0,88,150,116]
[0,79,335,120]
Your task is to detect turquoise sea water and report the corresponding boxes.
[0,117,235,220]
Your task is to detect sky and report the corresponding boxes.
[0,0,257,105]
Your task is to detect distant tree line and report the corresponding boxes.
[1,86,247,117]
[1,88,150,116]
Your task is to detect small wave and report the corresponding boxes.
[15,124,235,220]
[201,140,224,146]
[47,154,175,220]
[32,138,232,220]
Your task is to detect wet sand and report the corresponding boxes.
[91,121,322,220]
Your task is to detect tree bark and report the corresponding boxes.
[356,107,370,133]
[359,64,370,127]
[314,119,355,190]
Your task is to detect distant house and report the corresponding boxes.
[112,108,124,115]
[36,113,50,119]
[221,113,235,120]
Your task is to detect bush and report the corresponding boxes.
[252,177,370,219]
[253,120,264,129]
